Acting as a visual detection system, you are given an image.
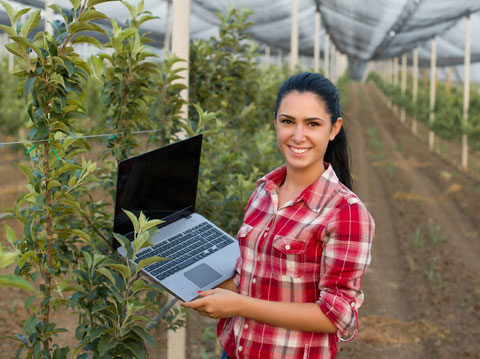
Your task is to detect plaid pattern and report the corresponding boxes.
[218,163,375,359]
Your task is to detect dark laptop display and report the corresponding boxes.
[113,135,202,249]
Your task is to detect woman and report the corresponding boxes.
[183,72,375,359]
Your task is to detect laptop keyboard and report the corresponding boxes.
[134,222,235,281]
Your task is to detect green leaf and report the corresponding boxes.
[18,251,35,267]
[87,0,118,9]
[97,335,115,356]
[135,256,165,274]
[123,209,139,234]
[23,316,37,335]
[103,263,130,281]
[78,9,108,22]
[47,179,61,190]
[72,35,103,49]
[5,224,15,245]
[70,0,81,11]
[133,232,150,254]
[20,10,41,37]
[142,219,162,232]
[97,267,116,285]
[113,233,133,259]
[0,275,34,292]
[14,8,30,24]
[131,279,150,293]
[0,24,16,37]
[48,4,63,15]
[71,229,91,242]
[0,251,17,267]
[5,42,25,58]
[0,0,15,25]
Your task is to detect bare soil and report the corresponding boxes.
[1,83,479,358]
[338,82,480,359]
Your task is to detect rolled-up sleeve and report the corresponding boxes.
[316,201,375,341]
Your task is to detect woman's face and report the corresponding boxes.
[274,91,343,175]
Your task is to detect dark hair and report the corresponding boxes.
[274,72,352,190]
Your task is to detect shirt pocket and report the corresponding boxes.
[237,223,253,240]
[271,235,307,278]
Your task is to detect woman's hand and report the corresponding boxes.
[181,288,243,319]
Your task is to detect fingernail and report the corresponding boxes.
[197,291,202,294]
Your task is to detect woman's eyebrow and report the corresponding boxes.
[279,114,326,122]
[304,117,326,123]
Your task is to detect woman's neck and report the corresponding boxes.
[281,162,326,191]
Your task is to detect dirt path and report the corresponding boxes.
[338,82,480,359]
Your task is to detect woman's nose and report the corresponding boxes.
[292,125,306,143]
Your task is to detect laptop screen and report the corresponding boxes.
[112,135,202,248]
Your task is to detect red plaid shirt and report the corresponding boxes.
[217,163,375,359]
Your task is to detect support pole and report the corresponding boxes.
[44,0,53,35]
[290,0,298,73]
[323,33,330,78]
[264,46,271,67]
[171,0,190,123]
[429,37,436,151]
[330,44,336,83]
[278,49,283,67]
[313,9,321,73]
[462,15,471,171]
[412,48,419,135]
[446,67,451,96]
[164,0,173,52]
[400,54,407,123]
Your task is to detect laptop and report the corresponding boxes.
[113,134,240,302]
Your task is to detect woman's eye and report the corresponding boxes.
[308,121,320,127]
[281,119,293,125]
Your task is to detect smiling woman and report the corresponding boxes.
[183,72,375,359]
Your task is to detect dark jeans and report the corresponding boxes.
[221,349,232,359]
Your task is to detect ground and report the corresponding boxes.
[0,82,479,358]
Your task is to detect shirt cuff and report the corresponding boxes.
[316,289,358,342]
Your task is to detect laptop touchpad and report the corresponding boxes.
[184,263,222,288]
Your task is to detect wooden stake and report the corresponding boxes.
[324,33,330,78]
[290,0,299,73]
[314,10,321,73]
[429,37,436,151]
[412,48,419,135]
[462,15,471,171]
[401,54,407,123]
[172,0,190,123]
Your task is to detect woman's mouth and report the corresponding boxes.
[289,146,310,154]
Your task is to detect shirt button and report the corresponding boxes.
[351,302,356,309]
[266,226,270,231]
[285,244,291,250]
[252,278,257,284]
[239,346,243,352]
[244,324,249,330]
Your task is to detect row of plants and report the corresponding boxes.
[0,0,287,358]
[368,72,480,151]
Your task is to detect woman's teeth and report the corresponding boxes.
[291,147,308,154]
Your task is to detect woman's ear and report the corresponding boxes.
[329,117,343,141]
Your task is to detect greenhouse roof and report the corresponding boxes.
[1,0,480,80]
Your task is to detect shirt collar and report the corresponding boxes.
[257,163,340,212]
